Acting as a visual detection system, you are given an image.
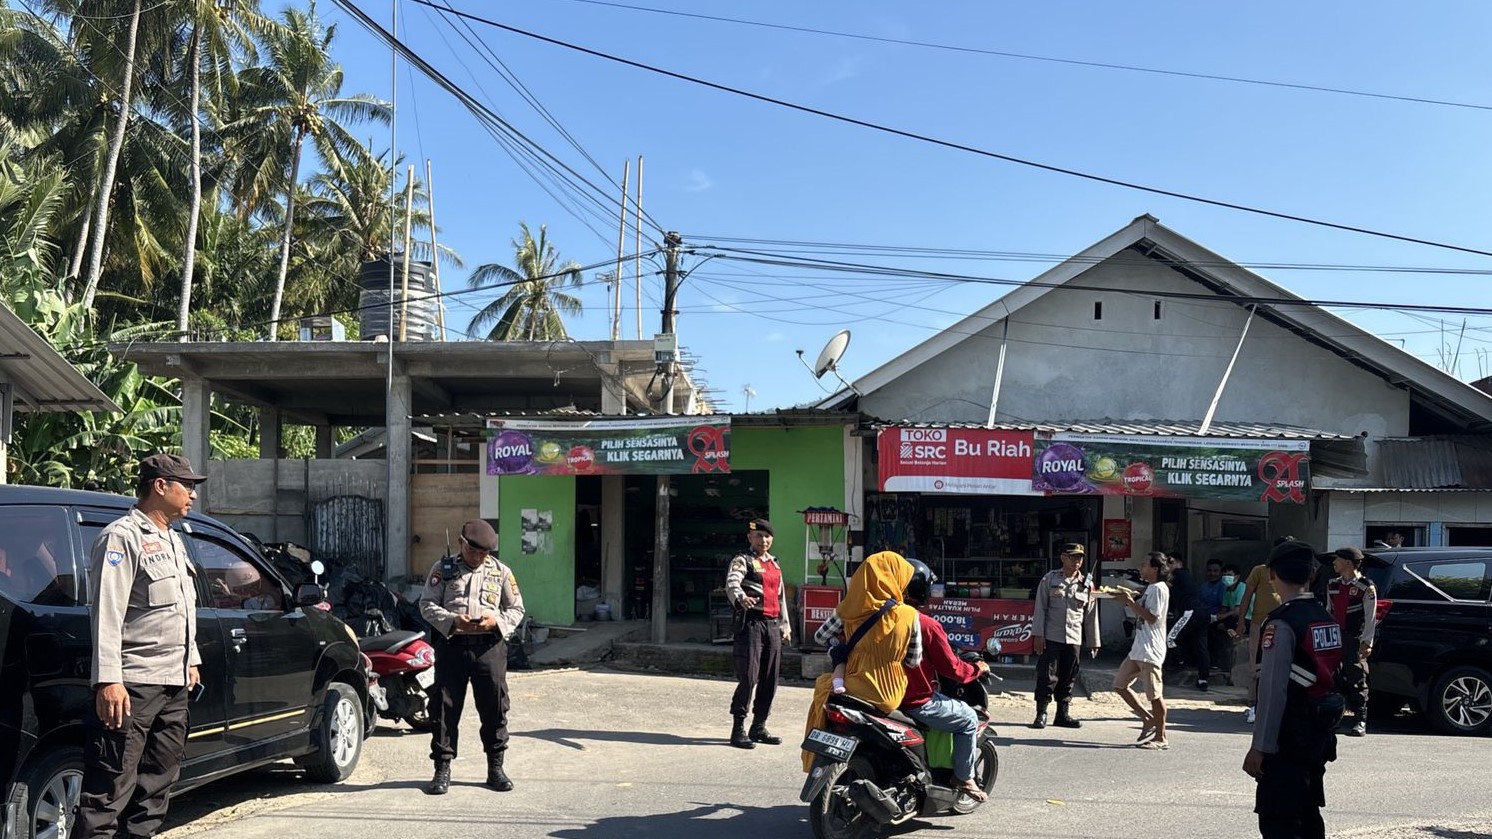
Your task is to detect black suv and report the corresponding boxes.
[0,486,377,839]
[1358,548,1492,736]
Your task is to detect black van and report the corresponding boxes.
[0,486,376,839]
[1358,548,1492,736]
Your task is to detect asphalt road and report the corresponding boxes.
[155,667,1491,839]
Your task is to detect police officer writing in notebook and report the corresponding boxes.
[420,519,526,795]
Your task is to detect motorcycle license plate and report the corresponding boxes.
[415,669,436,689]
[802,729,857,761]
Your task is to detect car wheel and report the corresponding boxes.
[5,745,84,839]
[300,683,364,782]
[1428,666,1492,736]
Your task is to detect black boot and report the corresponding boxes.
[486,752,514,791]
[1054,701,1082,729]
[749,717,782,745]
[425,760,451,795]
[730,717,756,749]
[1031,703,1048,729]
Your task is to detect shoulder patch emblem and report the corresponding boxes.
[508,573,520,595]
[105,550,126,567]
[1261,623,1277,650]
[427,570,442,587]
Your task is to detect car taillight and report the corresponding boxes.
[1375,599,1392,621]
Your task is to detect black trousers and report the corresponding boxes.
[1034,641,1080,705]
[1337,643,1370,716]
[430,635,509,762]
[78,683,189,839]
[1166,608,1212,682]
[730,616,781,720]
[1255,750,1327,839]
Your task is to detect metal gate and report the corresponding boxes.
[311,495,386,579]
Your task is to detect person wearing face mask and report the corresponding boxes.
[1212,564,1246,683]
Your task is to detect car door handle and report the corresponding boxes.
[230,628,248,650]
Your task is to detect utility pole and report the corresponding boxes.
[650,230,682,644]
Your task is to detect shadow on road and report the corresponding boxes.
[516,727,726,750]
[159,763,373,833]
[548,802,807,839]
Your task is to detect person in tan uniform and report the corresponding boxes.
[419,519,526,795]
[1030,543,1101,729]
[79,454,205,839]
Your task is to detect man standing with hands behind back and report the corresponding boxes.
[80,454,205,839]
[420,519,526,795]
[1030,543,1100,730]
[725,518,791,749]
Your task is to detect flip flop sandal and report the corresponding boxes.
[1138,740,1169,750]
[1136,726,1157,744]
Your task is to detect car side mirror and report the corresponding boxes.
[295,583,325,607]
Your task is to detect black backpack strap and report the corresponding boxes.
[840,598,898,657]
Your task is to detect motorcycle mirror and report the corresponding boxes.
[985,636,1003,656]
[295,583,326,607]
[310,560,326,576]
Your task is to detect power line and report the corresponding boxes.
[414,0,1492,262]
[698,248,1492,317]
[682,234,1492,277]
[556,0,1492,113]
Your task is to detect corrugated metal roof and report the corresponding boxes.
[1377,436,1492,489]
[0,304,119,413]
[1328,487,1492,494]
[868,418,1354,441]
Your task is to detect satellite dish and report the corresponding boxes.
[813,330,852,379]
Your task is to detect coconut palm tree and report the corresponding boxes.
[170,0,267,338]
[466,223,583,341]
[227,6,388,340]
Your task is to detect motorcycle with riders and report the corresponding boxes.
[800,558,1002,839]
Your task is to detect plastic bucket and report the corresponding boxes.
[594,603,612,621]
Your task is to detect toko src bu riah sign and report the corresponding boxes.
[877,427,1038,494]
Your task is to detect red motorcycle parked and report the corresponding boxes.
[361,629,437,731]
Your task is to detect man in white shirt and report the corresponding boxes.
[1113,551,1172,750]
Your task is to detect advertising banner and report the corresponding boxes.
[1102,519,1132,561]
[1032,434,1311,504]
[877,426,1039,495]
[485,417,730,476]
[925,598,1036,656]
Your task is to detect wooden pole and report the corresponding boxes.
[612,160,629,341]
[425,159,446,340]
[634,155,644,340]
[398,164,415,341]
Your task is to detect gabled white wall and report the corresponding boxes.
[860,253,1410,441]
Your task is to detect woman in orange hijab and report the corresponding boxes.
[801,551,921,771]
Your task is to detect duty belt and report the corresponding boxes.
[444,633,501,646]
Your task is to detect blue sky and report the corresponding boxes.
[314,0,1492,412]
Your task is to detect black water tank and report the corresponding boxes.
[357,254,439,341]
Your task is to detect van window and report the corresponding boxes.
[189,534,284,612]
[1386,559,1492,602]
[0,506,78,606]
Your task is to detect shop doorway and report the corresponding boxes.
[575,478,603,616]
[622,471,769,620]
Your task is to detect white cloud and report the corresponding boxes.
[764,332,786,342]
[819,56,863,87]
[684,169,714,193]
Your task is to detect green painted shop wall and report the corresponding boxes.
[733,424,845,588]
[497,475,576,626]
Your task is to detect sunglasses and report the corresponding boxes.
[163,477,201,490]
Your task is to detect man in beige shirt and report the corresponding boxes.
[420,519,526,795]
[80,454,204,839]
[1031,543,1100,729]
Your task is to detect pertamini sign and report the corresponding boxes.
[485,417,730,476]
[1031,434,1311,504]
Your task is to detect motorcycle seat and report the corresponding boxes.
[827,692,918,727]
[358,629,424,653]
